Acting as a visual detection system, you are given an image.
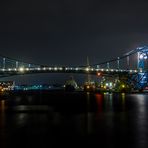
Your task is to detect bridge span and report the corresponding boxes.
[0,46,148,90]
[0,66,137,77]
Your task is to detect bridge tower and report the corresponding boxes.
[137,47,148,71]
[135,47,148,90]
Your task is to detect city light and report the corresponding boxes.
[122,84,125,88]
[109,82,113,87]
[97,72,101,76]
[86,85,90,89]
[106,83,109,86]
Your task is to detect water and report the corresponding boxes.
[0,91,148,148]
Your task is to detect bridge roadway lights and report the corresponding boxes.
[0,67,139,78]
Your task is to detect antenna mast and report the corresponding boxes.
[87,56,91,83]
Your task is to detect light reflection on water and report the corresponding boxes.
[95,92,126,113]
[0,99,6,148]
[95,93,103,112]
[0,93,148,147]
[82,92,127,137]
[129,94,148,147]
[0,100,6,127]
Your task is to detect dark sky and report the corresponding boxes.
[1,0,148,84]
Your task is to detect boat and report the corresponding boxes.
[64,76,78,91]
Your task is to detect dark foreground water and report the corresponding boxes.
[0,91,148,148]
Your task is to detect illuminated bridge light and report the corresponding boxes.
[111,69,114,72]
[37,68,41,70]
[19,67,25,72]
[25,68,29,71]
[139,53,147,60]
[106,69,109,71]
[137,47,143,50]
[139,54,144,59]
[43,67,46,70]
[91,68,94,71]
[59,67,63,70]
[54,67,58,71]
[48,67,52,70]
[75,67,79,71]
[101,69,104,71]
[85,67,89,72]
[29,68,34,71]
[135,70,137,73]
[8,68,12,71]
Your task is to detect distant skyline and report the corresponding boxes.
[1,0,148,84]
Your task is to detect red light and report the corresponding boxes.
[97,72,101,76]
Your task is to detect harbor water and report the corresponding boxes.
[0,91,148,148]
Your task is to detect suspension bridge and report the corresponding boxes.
[0,46,148,90]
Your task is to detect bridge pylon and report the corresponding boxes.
[128,46,148,91]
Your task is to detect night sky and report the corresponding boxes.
[1,0,148,84]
